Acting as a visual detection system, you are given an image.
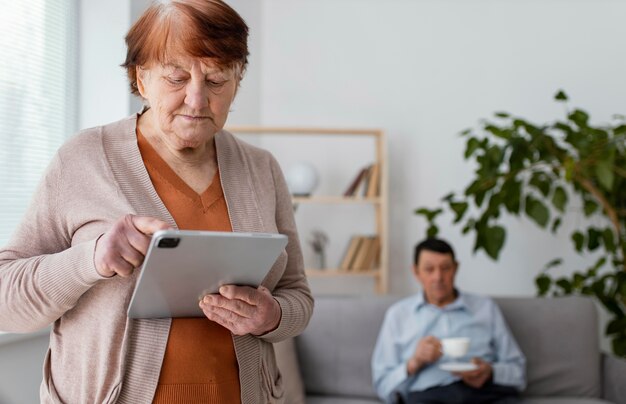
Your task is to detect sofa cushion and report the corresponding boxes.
[296,296,397,399]
[494,297,601,398]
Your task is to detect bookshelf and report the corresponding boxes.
[226,126,388,294]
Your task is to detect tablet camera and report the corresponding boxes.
[157,237,180,248]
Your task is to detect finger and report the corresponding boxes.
[118,236,146,268]
[423,335,439,344]
[219,285,258,305]
[201,303,248,332]
[207,294,256,318]
[129,215,172,236]
[120,250,144,269]
[200,304,240,333]
[125,226,152,256]
[457,370,477,378]
[106,255,135,277]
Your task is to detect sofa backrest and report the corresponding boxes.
[296,295,395,399]
[295,295,601,399]
[494,296,601,398]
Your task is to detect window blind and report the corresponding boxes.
[0,1,78,246]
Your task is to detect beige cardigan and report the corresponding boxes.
[0,115,313,404]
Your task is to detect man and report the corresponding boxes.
[372,238,526,404]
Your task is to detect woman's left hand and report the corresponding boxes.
[199,285,281,336]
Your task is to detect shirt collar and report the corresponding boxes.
[414,289,468,312]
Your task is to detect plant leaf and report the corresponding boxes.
[552,186,567,212]
[465,137,482,159]
[415,208,443,222]
[551,217,562,233]
[525,196,550,228]
[500,179,521,214]
[536,274,552,296]
[584,200,598,216]
[529,172,551,197]
[603,228,616,253]
[595,161,615,191]
[483,225,506,259]
[449,201,469,223]
[569,109,590,128]
[587,228,601,251]
[556,278,573,294]
[555,90,568,101]
[427,225,439,238]
[612,336,626,357]
[572,231,585,252]
[543,258,563,270]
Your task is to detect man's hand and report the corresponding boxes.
[94,215,172,278]
[453,357,493,389]
[199,285,281,336]
[407,336,442,375]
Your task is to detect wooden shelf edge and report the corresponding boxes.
[305,269,381,277]
[293,196,381,204]
[226,126,383,136]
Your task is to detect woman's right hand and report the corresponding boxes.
[94,214,172,278]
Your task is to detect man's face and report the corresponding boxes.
[414,250,458,307]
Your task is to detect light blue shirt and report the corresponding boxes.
[371,291,526,403]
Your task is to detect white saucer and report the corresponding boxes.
[439,362,478,372]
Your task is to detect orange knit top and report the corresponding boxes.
[137,130,241,403]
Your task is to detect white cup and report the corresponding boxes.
[441,337,470,359]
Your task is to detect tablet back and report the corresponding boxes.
[127,230,288,319]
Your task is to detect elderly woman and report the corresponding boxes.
[0,1,313,403]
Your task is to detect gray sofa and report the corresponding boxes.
[294,295,626,404]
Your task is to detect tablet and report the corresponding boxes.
[127,230,288,319]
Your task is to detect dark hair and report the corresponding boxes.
[122,0,249,96]
[413,238,456,266]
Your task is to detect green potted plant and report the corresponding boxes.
[416,91,626,357]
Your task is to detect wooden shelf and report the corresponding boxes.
[305,269,380,277]
[226,126,389,294]
[226,126,382,136]
[292,196,381,204]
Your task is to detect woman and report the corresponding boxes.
[0,1,313,403]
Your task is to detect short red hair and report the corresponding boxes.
[122,0,249,96]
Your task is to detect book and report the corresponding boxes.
[358,164,374,197]
[366,163,380,198]
[362,236,380,270]
[343,167,367,197]
[339,236,364,271]
[351,236,375,271]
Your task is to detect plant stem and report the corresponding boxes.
[576,175,626,272]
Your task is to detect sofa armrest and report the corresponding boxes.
[603,352,626,404]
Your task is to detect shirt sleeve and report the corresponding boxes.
[490,301,527,391]
[372,308,410,403]
[256,154,314,343]
[0,152,108,333]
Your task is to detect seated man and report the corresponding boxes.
[372,238,526,404]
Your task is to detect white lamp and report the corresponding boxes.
[285,162,319,197]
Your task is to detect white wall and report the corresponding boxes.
[226,0,262,125]
[258,0,626,297]
[79,0,131,129]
